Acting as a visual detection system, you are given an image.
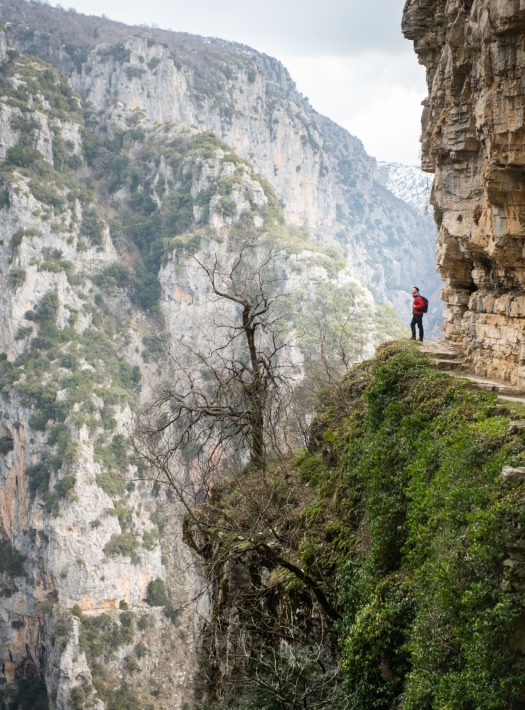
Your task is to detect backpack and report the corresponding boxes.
[420,296,429,313]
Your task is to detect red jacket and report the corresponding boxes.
[413,295,425,315]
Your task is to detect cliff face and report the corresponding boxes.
[403,0,525,383]
[0,39,199,709]
[0,0,441,328]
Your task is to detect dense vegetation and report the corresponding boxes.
[191,342,525,709]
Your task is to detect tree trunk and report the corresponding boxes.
[243,306,266,470]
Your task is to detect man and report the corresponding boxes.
[411,286,425,342]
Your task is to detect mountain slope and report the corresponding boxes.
[0,0,440,327]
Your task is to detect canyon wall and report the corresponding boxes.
[0,0,441,328]
[403,0,525,383]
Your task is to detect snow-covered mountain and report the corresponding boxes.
[378,162,433,214]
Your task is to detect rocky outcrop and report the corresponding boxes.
[403,0,525,384]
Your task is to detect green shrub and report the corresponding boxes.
[0,436,13,455]
[25,291,62,351]
[108,501,132,530]
[54,618,67,636]
[38,248,75,276]
[7,144,44,167]
[95,470,126,497]
[125,66,145,80]
[81,208,104,246]
[146,578,168,606]
[42,593,55,614]
[216,197,237,217]
[98,44,131,64]
[133,260,161,313]
[94,263,129,290]
[163,191,194,235]
[26,463,51,497]
[147,58,161,71]
[164,602,180,624]
[100,406,117,430]
[137,614,149,631]
[70,686,85,710]
[15,326,33,341]
[11,228,42,251]
[54,475,76,498]
[0,539,26,576]
[29,180,66,211]
[119,600,129,611]
[104,533,140,564]
[134,642,147,658]
[124,655,139,672]
[9,269,26,288]
[142,528,158,551]
[60,352,79,371]
[130,191,157,217]
[47,425,75,470]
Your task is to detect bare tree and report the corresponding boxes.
[134,237,342,615]
[133,239,376,617]
[135,236,296,503]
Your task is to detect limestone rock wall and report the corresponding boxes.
[403,0,525,382]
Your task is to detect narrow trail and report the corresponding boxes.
[419,342,525,412]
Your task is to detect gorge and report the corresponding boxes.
[1,1,524,710]
[0,1,433,708]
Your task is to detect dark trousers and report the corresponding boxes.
[411,314,424,340]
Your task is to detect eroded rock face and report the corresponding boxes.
[403,0,525,383]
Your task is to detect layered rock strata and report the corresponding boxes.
[403,0,525,384]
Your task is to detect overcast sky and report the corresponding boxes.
[50,0,426,165]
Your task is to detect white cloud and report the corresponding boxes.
[279,51,427,165]
[50,0,409,56]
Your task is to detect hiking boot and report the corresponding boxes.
[419,338,424,342]
[410,336,416,341]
